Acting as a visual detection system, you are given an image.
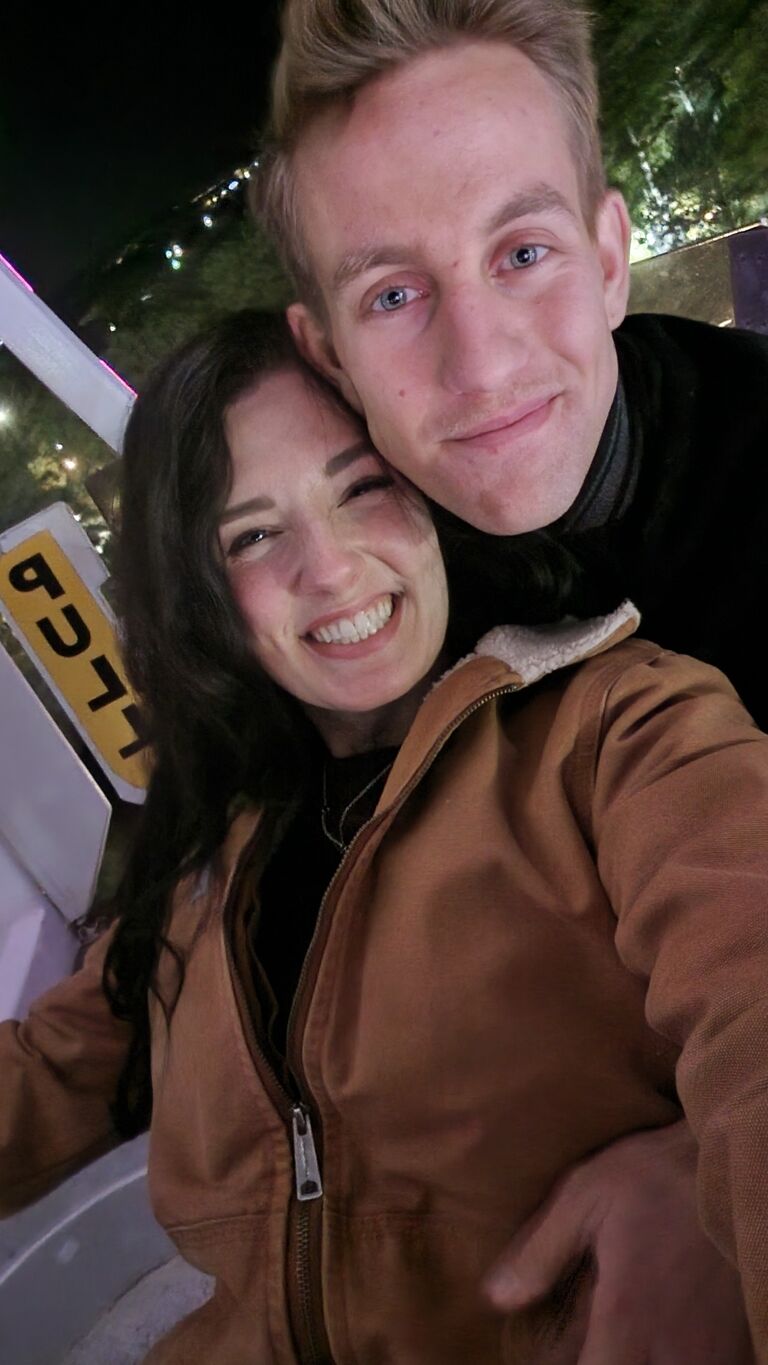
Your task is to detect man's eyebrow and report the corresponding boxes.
[220,441,374,522]
[332,247,417,294]
[331,186,575,293]
[484,186,576,235]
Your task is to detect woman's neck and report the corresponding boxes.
[302,663,444,757]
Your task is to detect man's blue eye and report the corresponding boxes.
[373,286,419,312]
[507,245,547,269]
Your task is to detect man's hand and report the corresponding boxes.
[483,1121,754,1364]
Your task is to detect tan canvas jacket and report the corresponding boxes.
[2,604,768,1363]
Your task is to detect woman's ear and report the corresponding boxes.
[287,303,365,414]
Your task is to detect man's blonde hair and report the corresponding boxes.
[253,0,606,308]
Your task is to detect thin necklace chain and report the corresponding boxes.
[320,760,393,853]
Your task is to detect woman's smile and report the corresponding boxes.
[305,589,401,652]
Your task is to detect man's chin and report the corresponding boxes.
[438,493,577,538]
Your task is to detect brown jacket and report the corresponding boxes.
[2,604,768,1363]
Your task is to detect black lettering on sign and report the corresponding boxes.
[36,605,92,658]
[118,703,147,760]
[87,654,128,712]
[8,553,65,600]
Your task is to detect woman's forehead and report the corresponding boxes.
[224,369,376,497]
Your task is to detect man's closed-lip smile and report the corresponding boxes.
[448,393,561,446]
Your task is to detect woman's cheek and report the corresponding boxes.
[228,562,273,640]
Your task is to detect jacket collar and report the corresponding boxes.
[381,600,640,807]
[437,599,639,689]
[472,599,639,685]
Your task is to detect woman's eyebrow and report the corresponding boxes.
[220,494,275,525]
[220,442,375,524]
[324,440,376,477]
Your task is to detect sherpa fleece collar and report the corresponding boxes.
[474,600,640,687]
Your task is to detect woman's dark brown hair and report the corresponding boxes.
[105,310,351,1135]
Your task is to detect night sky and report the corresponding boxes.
[1,9,283,301]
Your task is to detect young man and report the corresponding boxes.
[259,0,768,732]
[254,2,767,1359]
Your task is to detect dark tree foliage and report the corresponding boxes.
[595,0,768,251]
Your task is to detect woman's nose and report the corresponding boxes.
[296,527,363,596]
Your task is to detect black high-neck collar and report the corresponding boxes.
[553,377,637,535]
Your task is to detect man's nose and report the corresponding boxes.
[436,284,530,396]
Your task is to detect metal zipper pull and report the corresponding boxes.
[291,1104,323,1202]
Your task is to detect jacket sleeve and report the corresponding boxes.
[587,647,768,1351]
[0,924,133,1216]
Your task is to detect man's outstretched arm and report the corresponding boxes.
[486,648,768,1362]
[485,1119,754,1364]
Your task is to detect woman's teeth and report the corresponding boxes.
[310,595,394,645]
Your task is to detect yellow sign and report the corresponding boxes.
[0,529,148,796]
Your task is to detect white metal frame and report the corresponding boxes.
[0,252,135,451]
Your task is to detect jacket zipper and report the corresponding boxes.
[290,1111,326,1361]
[292,1104,323,1200]
[223,885,331,1364]
[294,1185,325,1365]
[225,679,521,1364]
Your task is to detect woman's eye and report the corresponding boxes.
[504,244,549,270]
[344,475,395,502]
[371,285,424,313]
[227,527,273,558]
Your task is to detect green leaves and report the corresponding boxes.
[595,0,768,254]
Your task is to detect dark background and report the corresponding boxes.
[2,3,766,304]
[0,9,283,299]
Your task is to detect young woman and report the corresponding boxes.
[0,312,763,1364]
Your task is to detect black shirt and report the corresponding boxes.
[560,313,768,726]
[250,746,397,1059]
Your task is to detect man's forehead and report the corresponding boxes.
[293,38,573,164]
[289,41,584,307]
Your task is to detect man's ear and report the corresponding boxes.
[287,303,365,414]
[595,190,632,330]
